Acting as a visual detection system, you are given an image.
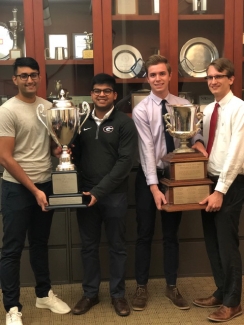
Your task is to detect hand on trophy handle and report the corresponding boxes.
[78,101,91,134]
[196,112,203,128]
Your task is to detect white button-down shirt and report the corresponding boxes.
[203,91,244,194]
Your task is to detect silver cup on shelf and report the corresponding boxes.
[192,0,207,14]
[8,7,23,59]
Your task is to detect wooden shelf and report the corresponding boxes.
[115,78,147,84]
[178,14,224,20]
[45,59,94,65]
[178,77,207,83]
[0,60,15,66]
[112,14,159,21]
[0,59,94,66]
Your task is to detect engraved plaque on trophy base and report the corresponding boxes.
[82,49,93,59]
[49,193,83,206]
[52,170,78,194]
[46,193,89,210]
[160,152,213,212]
[10,48,22,59]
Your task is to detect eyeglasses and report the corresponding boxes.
[204,75,229,81]
[92,88,114,95]
[15,73,40,81]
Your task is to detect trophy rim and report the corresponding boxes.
[168,104,198,108]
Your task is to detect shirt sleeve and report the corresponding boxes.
[132,103,159,186]
[215,101,244,194]
[0,106,15,137]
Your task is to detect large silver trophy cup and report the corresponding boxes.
[36,89,90,208]
[160,104,212,212]
[163,104,203,153]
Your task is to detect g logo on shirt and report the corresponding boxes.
[103,126,114,133]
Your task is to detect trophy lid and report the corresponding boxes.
[52,89,75,109]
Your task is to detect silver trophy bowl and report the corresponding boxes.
[37,89,90,171]
[163,104,203,153]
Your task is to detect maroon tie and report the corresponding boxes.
[206,102,219,155]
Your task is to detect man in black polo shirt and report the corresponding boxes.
[71,73,137,317]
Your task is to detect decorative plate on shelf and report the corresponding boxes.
[112,44,143,79]
[179,37,219,77]
[0,23,13,60]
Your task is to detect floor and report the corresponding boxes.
[1,277,244,325]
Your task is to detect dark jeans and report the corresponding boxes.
[76,192,127,298]
[135,165,182,285]
[0,180,54,312]
[201,176,244,307]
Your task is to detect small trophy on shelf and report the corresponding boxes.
[82,31,93,59]
[192,0,207,14]
[55,80,62,98]
[8,8,23,59]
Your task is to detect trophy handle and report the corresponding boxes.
[36,104,49,131]
[78,101,91,133]
[163,113,175,137]
[36,104,61,147]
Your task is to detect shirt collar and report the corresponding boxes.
[92,105,114,122]
[149,91,171,106]
[217,90,233,108]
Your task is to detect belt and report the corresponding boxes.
[208,174,244,183]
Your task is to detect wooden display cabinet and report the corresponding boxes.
[101,0,244,110]
[0,0,243,105]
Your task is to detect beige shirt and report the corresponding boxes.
[0,96,53,183]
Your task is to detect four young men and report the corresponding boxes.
[1,55,244,324]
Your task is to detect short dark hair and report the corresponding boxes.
[145,54,172,76]
[13,57,40,75]
[207,58,235,78]
[91,73,116,91]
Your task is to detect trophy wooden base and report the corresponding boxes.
[10,49,22,59]
[160,203,207,212]
[160,151,213,212]
[82,49,93,59]
[49,193,83,205]
[47,170,89,209]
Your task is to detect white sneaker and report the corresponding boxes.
[36,290,71,314]
[6,307,23,325]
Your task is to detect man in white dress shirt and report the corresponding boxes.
[193,58,244,322]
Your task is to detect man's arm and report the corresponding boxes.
[132,105,167,209]
[200,100,244,211]
[0,136,49,211]
[192,140,208,157]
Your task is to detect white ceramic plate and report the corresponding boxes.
[0,23,13,60]
[112,45,143,79]
[179,37,219,77]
